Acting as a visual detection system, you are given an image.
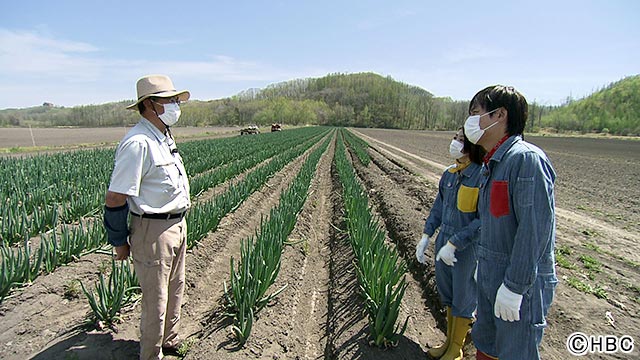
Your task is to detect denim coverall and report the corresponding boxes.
[423,161,482,318]
[471,135,558,360]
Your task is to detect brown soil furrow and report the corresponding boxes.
[274,133,334,359]
[357,132,443,184]
[184,132,335,359]
[348,145,461,357]
[0,255,106,360]
[325,155,368,359]
[323,142,433,359]
[555,208,640,262]
[172,136,328,359]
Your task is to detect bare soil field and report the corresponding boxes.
[0,126,239,152]
[0,127,638,359]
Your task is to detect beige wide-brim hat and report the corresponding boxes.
[126,74,190,110]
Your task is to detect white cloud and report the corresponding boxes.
[0,29,102,79]
[0,28,98,53]
[0,29,292,82]
[165,56,288,81]
[0,29,314,108]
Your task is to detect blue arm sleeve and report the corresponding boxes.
[448,217,481,250]
[423,175,445,236]
[104,203,130,247]
[504,152,556,294]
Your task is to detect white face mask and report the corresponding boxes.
[449,140,465,159]
[158,102,181,127]
[464,108,500,144]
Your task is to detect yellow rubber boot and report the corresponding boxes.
[427,307,453,359]
[439,316,472,360]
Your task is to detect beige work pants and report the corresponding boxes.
[130,216,187,360]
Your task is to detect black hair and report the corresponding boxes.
[469,85,528,136]
[138,97,159,115]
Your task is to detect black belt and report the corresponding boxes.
[130,211,186,220]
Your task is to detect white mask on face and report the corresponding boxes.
[158,102,181,127]
[464,108,500,144]
[449,140,465,159]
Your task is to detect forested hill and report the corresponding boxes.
[1,72,637,134]
[0,73,470,130]
[540,75,640,135]
[232,72,469,129]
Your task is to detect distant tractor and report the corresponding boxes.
[240,125,260,135]
[271,123,282,132]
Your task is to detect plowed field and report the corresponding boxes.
[0,127,637,359]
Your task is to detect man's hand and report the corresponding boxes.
[436,241,457,266]
[114,244,130,260]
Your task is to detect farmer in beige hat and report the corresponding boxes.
[104,74,191,359]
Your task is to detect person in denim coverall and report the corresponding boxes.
[416,128,484,360]
[464,85,557,360]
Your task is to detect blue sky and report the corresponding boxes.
[1,0,638,109]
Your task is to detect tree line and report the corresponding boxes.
[539,75,640,135]
[1,73,637,135]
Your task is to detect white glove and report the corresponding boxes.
[415,234,430,264]
[436,241,457,266]
[494,283,523,322]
